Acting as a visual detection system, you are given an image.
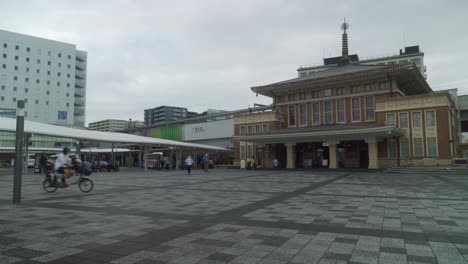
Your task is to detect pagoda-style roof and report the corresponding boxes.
[252,63,432,97]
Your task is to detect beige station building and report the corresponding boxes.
[233,24,458,169]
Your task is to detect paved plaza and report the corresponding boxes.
[0,168,467,264]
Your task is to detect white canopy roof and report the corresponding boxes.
[0,117,229,151]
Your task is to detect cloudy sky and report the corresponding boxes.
[2,0,467,125]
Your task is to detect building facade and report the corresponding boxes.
[0,29,87,127]
[298,45,427,80]
[234,25,457,169]
[144,106,190,125]
[89,119,144,132]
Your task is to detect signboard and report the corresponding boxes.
[183,119,233,141]
[57,111,68,120]
[0,108,16,119]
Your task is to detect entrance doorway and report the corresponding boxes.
[295,142,329,168]
[340,140,369,168]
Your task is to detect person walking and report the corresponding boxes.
[251,156,256,170]
[185,155,194,175]
[203,153,209,172]
[273,157,279,169]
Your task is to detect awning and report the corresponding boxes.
[0,117,230,151]
[234,125,405,144]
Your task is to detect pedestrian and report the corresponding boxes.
[203,153,209,172]
[251,156,256,170]
[185,155,193,174]
[273,157,279,169]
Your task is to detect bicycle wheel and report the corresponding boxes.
[78,178,94,193]
[43,178,58,193]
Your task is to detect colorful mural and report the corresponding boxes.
[150,126,182,141]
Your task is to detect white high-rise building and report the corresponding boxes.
[0,29,87,127]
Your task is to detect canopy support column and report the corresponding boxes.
[285,142,296,169]
[111,143,114,165]
[366,138,379,169]
[176,149,182,170]
[143,145,148,171]
[328,140,338,169]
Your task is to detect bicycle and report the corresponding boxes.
[43,174,94,193]
[40,156,94,193]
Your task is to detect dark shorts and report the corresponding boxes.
[56,167,65,174]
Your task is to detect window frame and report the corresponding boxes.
[288,105,296,127]
[299,103,307,126]
[311,102,320,125]
[336,99,346,123]
[365,95,375,121]
[413,138,424,158]
[386,113,396,126]
[400,138,410,158]
[426,137,438,157]
[351,97,361,122]
[387,139,398,158]
[425,110,436,128]
[399,112,408,128]
[412,111,422,129]
[324,100,333,124]
[240,142,246,160]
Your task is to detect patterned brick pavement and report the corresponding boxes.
[0,168,467,263]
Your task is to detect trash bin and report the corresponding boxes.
[34,165,41,174]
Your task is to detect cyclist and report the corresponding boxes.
[54,147,74,186]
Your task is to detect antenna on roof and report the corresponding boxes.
[403,33,406,48]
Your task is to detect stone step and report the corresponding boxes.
[385,166,468,175]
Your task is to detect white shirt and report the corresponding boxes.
[185,157,193,166]
[54,153,71,170]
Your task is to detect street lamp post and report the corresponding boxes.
[13,100,25,204]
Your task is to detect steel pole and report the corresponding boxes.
[13,100,25,204]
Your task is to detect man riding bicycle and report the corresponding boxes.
[54,147,74,186]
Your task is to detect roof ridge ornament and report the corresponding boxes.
[338,17,350,66]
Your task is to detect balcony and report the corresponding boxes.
[74,97,85,106]
[75,70,86,79]
[75,88,85,97]
[76,50,87,62]
[234,111,283,125]
[76,60,86,71]
[75,79,86,88]
[74,107,85,116]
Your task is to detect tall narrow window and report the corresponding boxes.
[386,113,396,125]
[289,105,296,126]
[365,96,375,121]
[336,99,345,123]
[255,124,261,133]
[414,138,423,157]
[352,98,361,121]
[412,112,422,128]
[247,125,253,134]
[400,139,410,158]
[312,102,320,125]
[247,145,254,159]
[240,144,246,160]
[299,103,307,126]
[426,111,435,127]
[427,138,437,157]
[399,113,408,128]
[262,124,269,132]
[388,140,398,158]
[324,101,332,124]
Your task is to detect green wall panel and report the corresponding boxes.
[150,126,181,140]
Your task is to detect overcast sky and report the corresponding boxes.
[2,0,467,125]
